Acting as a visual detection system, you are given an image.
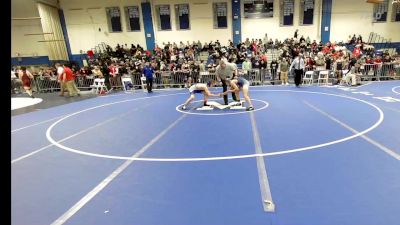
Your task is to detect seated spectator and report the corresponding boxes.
[92,66,103,78]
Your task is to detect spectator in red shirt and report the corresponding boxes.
[374,56,382,64]
[366,55,374,64]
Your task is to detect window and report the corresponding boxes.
[299,0,314,25]
[243,0,274,18]
[156,5,171,30]
[392,2,400,22]
[213,2,228,29]
[106,7,122,32]
[125,6,141,31]
[280,0,294,26]
[373,0,389,22]
[175,4,190,30]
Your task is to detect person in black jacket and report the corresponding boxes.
[99,61,111,90]
[270,59,279,84]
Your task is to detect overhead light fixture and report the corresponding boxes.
[366,0,384,3]
[12,17,41,20]
[24,32,53,36]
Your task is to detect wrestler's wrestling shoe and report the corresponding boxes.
[232,101,242,106]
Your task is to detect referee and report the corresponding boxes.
[215,59,238,105]
[289,53,305,87]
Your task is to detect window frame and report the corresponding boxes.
[156,4,172,31]
[372,0,389,23]
[391,2,400,22]
[175,4,190,30]
[279,0,294,27]
[106,7,123,33]
[124,6,141,32]
[299,0,315,26]
[213,2,228,29]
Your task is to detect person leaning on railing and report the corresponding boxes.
[92,66,103,78]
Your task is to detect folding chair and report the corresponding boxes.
[90,78,108,94]
[121,77,134,92]
[302,71,314,85]
[317,70,329,85]
[339,69,349,86]
[140,76,147,92]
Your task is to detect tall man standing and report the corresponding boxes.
[215,59,238,105]
[289,53,305,87]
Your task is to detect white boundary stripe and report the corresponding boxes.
[12,105,150,164]
[12,115,65,133]
[100,89,186,97]
[99,93,128,98]
[11,92,185,132]
[250,112,275,212]
[357,82,373,88]
[304,101,400,161]
[392,86,400,95]
[175,99,269,116]
[50,114,187,225]
[381,105,400,113]
[46,90,384,162]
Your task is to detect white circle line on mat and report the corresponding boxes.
[46,90,384,162]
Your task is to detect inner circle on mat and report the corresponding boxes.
[46,90,384,162]
[392,86,400,95]
[175,99,269,115]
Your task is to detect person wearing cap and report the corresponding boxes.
[289,53,305,87]
[215,59,238,105]
[181,80,219,110]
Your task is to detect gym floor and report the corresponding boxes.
[11,81,400,225]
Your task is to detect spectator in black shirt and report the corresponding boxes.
[299,35,305,43]
[270,59,279,84]
[325,56,332,70]
[99,61,111,90]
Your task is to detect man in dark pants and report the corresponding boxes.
[215,59,238,105]
[100,61,111,90]
[289,53,305,87]
[142,62,154,93]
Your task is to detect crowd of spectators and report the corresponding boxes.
[11,32,400,95]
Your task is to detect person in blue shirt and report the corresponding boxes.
[142,62,154,93]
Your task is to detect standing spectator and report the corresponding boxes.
[142,62,154,93]
[294,29,299,39]
[279,58,289,85]
[289,53,305,87]
[334,56,344,84]
[270,59,279,84]
[55,63,67,96]
[64,64,81,96]
[100,61,111,90]
[18,66,35,98]
[108,62,119,89]
[242,58,252,76]
[199,61,206,72]
[325,55,332,70]
[56,63,80,97]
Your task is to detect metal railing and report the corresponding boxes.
[11,62,400,95]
